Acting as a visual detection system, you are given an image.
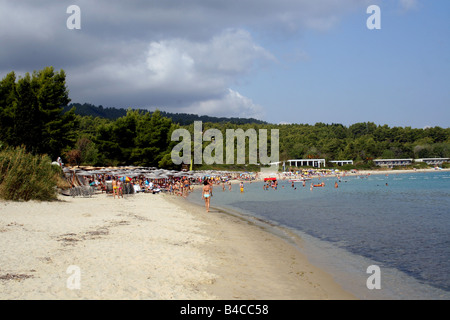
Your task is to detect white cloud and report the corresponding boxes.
[399,0,418,10]
[146,41,196,87]
[144,29,275,92]
[67,29,275,113]
[183,89,265,119]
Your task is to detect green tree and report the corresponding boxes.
[0,72,17,145]
[14,73,40,149]
[133,110,174,167]
[0,67,75,160]
[34,67,72,158]
[94,109,176,167]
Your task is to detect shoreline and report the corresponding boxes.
[351,167,450,176]
[167,194,356,299]
[256,167,450,181]
[200,168,450,300]
[0,190,355,300]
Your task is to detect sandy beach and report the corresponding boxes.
[0,190,355,300]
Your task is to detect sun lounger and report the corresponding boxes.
[69,186,94,198]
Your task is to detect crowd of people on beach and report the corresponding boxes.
[81,171,241,201]
[85,175,197,198]
[72,167,376,212]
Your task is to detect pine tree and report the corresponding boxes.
[0,67,75,160]
[0,72,17,145]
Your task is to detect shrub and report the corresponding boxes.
[413,162,429,169]
[0,146,60,201]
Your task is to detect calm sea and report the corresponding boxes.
[187,171,450,300]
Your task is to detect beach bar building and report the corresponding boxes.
[329,160,354,166]
[415,158,450,166]
[287,159,326,168]
[374,159,413,168]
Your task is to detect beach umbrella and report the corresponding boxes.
[75,171,90,176]
[125,173,139,178]
[89,170,104,175]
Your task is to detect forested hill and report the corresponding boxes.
[3,67,448,170]
[63,103,267,125]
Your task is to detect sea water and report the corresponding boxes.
[187,171,450,300]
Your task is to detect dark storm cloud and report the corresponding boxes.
[0,0,374,118]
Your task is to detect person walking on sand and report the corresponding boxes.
[117,178,124,198]
[112,177,118,199]
[183,177,190,198]
[202,180,212,212]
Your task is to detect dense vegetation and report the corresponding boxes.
[63,103,267,125]
[276,122,449,164]
[0,146,67,201]
[0,67,77,160]
[1,67,449,173]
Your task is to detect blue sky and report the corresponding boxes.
[237,1,450,127]
[0,0,448,128]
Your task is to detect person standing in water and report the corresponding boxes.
[240,181,244,193]
[202,180,212,212]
